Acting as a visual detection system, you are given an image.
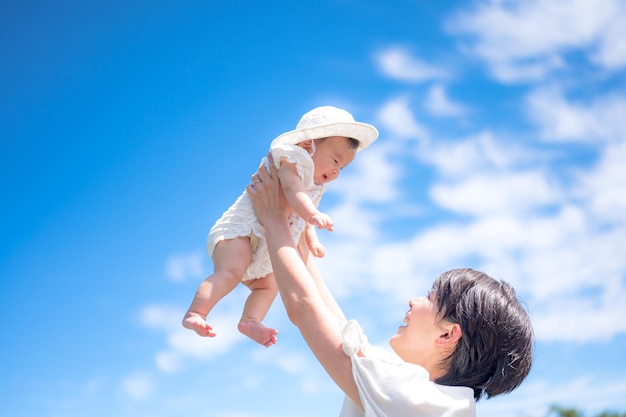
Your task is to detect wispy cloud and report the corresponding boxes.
[138,302,248,372]
[373,46,449,82]
[317,71,626,344]
[424,84,468,117]
[377,95,429,142]
[526,85,626,143]
[431,170,562,216]
[580,140,626,223]
[121,372,153,401]
[164,251,207,282]
[419,131,540,178]
[478,377,626,417]
[446,0,626,82]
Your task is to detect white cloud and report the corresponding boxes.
[155,351,185,373]
[377,96,429,142]
[319,90,626,343]
[249,343,338,396]
[121,372,153,401]
[419,131,540,178]
[477,376,626,417]
[526,86,626,143]
[273,351,310,374]
[165,251,206,282]
[422,165,626,342]
[430,170,562,216]
[373,46,448,82]
[424,84,467,117]
[329,140,402,206]
[317,149,399,252]
[324,194,626,343]
[139,304,182,331]
[590,4,626,68]
[531,289,626,342]
[447,0,626,82]
[138,302,248,372]
[167,318,245,360]
[578,140,626,223]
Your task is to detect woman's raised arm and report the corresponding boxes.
[246,155,360,406]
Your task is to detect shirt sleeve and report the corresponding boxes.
[340,320,476,417]
[270,142,315,189]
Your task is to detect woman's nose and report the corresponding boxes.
[409,296,426,308]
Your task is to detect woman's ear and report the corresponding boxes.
[436,322,462,347]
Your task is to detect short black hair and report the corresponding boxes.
[317,136,360,150]
[432,268,534,400]
[344,137,360,150]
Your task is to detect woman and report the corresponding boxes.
[246,155,533,417]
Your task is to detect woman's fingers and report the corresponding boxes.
[247,152,289,218]
[267,153,277,178]
[258,154,274,182]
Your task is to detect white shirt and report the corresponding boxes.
[339,320,476,417]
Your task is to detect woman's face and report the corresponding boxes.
[389,292,443,366]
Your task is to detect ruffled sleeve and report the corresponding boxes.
[339,320,476,417]
[270,142,315,189]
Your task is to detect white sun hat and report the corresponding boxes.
[270,106,379,151]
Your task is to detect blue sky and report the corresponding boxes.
[2,1,626,416]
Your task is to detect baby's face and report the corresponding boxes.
[311,136,357,184]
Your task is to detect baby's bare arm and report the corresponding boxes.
[278,159,322,223]
[308,212,333,232]
[304,222,325,257]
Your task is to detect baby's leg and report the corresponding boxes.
[182,237,252,337]
[238,273,279,347]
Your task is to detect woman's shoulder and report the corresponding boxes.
[340,320,408,366]
[340,320,475,415]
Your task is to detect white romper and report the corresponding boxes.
[207,143,326,282]
[339,320,476,417]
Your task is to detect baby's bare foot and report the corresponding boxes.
[238,318,278,347]
[182,313,216,337]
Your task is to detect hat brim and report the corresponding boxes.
[270,121,379,151]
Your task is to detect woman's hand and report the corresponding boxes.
[247,153,290,225]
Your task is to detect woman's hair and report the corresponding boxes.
[432,268,534,400]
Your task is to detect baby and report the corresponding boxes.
[182,106,378,346]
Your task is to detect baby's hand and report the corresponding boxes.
[307,239,326,258]
[308,212,334,232]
